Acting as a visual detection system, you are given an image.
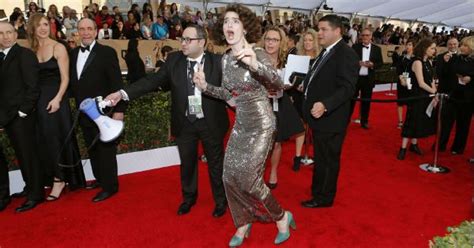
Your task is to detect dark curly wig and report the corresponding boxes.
[211,4,262,46]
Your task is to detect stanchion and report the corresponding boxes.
[420,93,450,173]
[301,124,314,166]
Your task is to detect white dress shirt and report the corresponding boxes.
[76,40,96,79]
[359,43,371,76]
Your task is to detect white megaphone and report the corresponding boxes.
[79,98,124,142]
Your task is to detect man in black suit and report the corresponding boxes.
[351,28,383,129]
[0,22,43,212]
[106,25,229,217]
[436,38,461,153]
[301,15,359,208]
[69,18,126,202]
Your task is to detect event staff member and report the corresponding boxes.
[0,22,43,212]
[301,15,359,208]
[351,28,383,129]
[105,25,229,218]
[69,18,126,202]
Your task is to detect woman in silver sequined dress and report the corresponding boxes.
[193,4,296,247]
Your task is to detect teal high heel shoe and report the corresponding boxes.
[229,223,252,247]
[274,211,296,245]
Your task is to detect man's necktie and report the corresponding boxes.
[0,52,5,68]
[80,45,90,52]
[186,60,198,122]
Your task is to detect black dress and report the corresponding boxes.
[272,92,305,142]
[401,58,436,138]
[396,55,413,106]
[36,56,86,188]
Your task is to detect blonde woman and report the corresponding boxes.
[290,28,321,170]
[27,14,85,200]
[262,26,305,189]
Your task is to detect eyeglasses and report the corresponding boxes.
[179,37,204,44]
[264,38,281,43]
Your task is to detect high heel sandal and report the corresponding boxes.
[46,179,66,201]
[275,211,296,245]
[229,223,252,247]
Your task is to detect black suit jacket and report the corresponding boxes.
[436,52,458,94]
[125,51,229,138]
[303,40,359,133]
[0,43,40,126]
[69,42,127,126]
[353,43,383,84]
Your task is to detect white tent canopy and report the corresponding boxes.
[180,0,474,29]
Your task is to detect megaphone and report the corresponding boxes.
[79,97,124,142]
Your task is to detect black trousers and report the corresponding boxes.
[351,76,374,125]
[439,99,473,153]
[175,118,226,206]
[0,144,9,201]
[81,124,119,193]
[5,115,43,201]
[311,130,346,204]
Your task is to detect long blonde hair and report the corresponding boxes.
[296,28,320,58]
[262,26,288,69]
[460,36,474,58]
[27,13,55,53]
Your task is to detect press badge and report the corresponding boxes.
[188,95,203,115]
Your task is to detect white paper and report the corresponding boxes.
[283,54,311,85]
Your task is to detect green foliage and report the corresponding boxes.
[0,91,174,170]
[430,220,474,248]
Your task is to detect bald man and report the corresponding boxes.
[0,21,43,212]
[69,18,126,202]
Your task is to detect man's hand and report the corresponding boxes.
[311,102,326,119]
[105,91,123,106]
[112,112,124,121]
[193,64,208,91]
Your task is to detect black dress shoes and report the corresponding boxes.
[15,199,44,212]
[361,123,370,129]
[177,202,195,215]
[11,190,27,198]
[212,204,227,218]
[301,199,332,208]
[409,144,423,155]
[92,190,117,202]
[397,148,407,160]
[85,181,100,190]
[0,198,11,211]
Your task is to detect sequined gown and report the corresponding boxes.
[204,48,285,228]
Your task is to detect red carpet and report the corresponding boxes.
[0,92,472,247]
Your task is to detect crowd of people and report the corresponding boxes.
[0,1,473,247]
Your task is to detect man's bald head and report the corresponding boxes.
[0,21,18,49]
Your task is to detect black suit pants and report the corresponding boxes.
[351,76,374,125]
[81,124,119,193]
[175,118,226,206]
[439,98,473,153]
[311,130,346,204]
[0,144,10,200]
[5,115,43,201]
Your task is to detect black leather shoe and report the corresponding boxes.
[301,199,332,208]
[92,190,116,202]
[397,148,407,160]
[85,181,100,190]
[0,198,11,211]
[11,190,27,198]
[361,123,369,129]
[212,204,227,218]
[177,202,195,215]
[409,144,423,155]
[15,199,44,212]
[292,156,302,171]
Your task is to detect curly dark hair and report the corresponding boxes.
[413,38,435,58]
[211,4,262,46]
